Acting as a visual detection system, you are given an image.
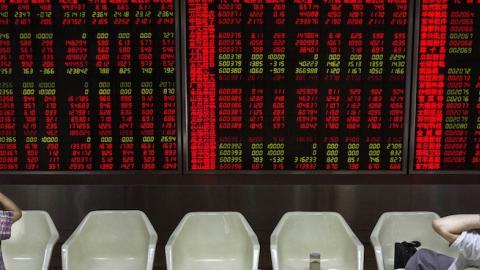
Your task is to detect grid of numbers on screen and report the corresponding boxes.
[413,0,480,171]
[187,0,410,171]
[0,0,177,170]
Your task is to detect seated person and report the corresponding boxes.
[406,215,480,270]
[0,192,21,270]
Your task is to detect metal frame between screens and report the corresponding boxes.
[408,0,480,175]
[0,0,183,175]
[182,0,415,175]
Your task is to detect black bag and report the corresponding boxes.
[394,241,421,269]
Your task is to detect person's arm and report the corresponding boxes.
[432,215,480,244]
[0,192,21,223]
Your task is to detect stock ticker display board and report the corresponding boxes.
[2,0,479,174]
[413,0,480,172]
[186,0,412,171]
[0,1,178,171]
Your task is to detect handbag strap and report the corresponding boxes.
[400,241,421,248]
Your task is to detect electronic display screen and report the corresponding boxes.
[0,0,178,171]
[413,0,480,171]
[186,0,412,171]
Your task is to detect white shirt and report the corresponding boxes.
[448,231,480,270]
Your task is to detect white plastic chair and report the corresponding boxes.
[271,212,364,270]
[2,211,58,270]
[165,212,260,270]
[62,210,157,270]
[371,212,458,270]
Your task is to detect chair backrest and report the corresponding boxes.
[371,212,458,270]
[166,212,259,270]
[65,211,156,269]
[2,211,58,270]
[272,212,363,270]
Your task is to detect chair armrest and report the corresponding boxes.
[370,214,386,270]
[138,211,157,270]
